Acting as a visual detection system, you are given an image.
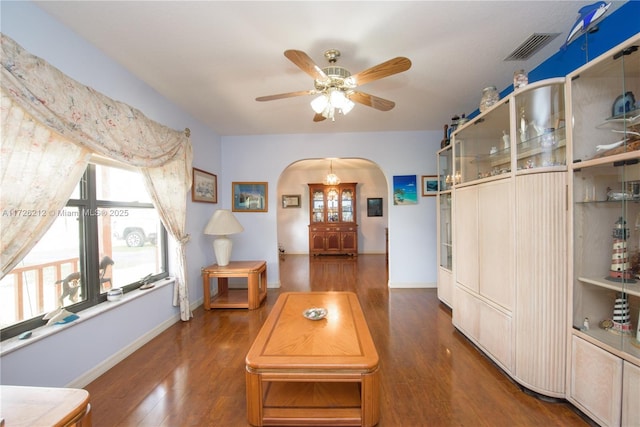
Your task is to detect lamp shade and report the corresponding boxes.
[204,209,244,236]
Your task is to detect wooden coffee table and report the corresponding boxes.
[245,292,380,426]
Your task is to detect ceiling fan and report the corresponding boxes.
[256,49,411,122]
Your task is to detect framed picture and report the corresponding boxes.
[282,194,301,208]
[367,198,383,217]
[232,182,268,212]
[393,175,418,205]
[192,168,217,203]
[422,175,438,196]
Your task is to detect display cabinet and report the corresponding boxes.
[308,183,358,256]
[454,98,510,184]
[437,146,453,307]
[567,34,640,427]
[451,77,569,398]
[514,78,566,171]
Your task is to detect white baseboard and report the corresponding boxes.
[387,281,436,289]
[68,311,189,388]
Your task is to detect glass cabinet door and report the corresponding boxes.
[341,188,354,222]
[439,192,452,270]
[454,98,511,184]
[438,145,453,191]
[571,40,640,164]
[312,189,325,223]
[327,188,339,222]
[514,79,566,171]
[570,34,640,362]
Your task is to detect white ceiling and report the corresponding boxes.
[34,1,624,137]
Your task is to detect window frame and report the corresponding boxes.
[1,162,168,341]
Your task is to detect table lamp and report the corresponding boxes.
[204,209,244,266]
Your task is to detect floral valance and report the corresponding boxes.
[1,33,193,320]
[1,33,189,167]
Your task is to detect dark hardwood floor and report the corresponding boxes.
[85,255,589,426]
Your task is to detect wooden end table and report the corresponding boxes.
[1,385,92,426]
[245,292,380,426]
[202,260,267,310]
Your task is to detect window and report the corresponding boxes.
[1,161,168,340]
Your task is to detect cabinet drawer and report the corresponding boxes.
[570,336,622,427]
[453,285,512,372]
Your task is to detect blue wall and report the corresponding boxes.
[530,1,640,85]
[468,1,640,118]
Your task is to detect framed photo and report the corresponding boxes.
[232,182,268,212]
[192,168,217,203]
[422,175,438,197]
[367,198,383,217]
[393,175,418,205]
[282,194,301,208]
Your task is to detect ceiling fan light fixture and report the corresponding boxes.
[340,98,355,115]
[258,49,411,122]
[321,104,335,121]
[329,89,347,109]
[310,94,329,114]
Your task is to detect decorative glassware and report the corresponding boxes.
[514,69,528,89]
[479,86,499,112]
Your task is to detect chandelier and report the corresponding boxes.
[323,160,341,185]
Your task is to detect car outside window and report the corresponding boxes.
[1,161,167,340]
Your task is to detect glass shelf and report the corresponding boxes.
[579,276,640,298]
[516,128,566,170]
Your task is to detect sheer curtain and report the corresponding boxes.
[142,146,193,321]
[1,33,194,320]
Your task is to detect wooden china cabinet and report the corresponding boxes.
[308,183,358,256]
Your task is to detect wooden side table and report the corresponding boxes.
[202,260,267,310]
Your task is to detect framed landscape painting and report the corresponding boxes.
[232,182,268,212]
[393,175,418,205]
[422,175,438,196]
[192,168,217,203]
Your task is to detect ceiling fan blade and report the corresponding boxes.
[313,113,326,122]
[346,57,411,87]
[284,50,328,81]
[349,91,396,111]
[256,90,315,102]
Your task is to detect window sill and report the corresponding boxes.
[0,277,175,357]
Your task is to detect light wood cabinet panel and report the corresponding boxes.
[479,299,513,371]
[454,186,478,292]
[437,267,453,308]
[478,179,514,310]
[570,336,623,427]
[453,285,481,340]
[515,172,567,397]
[622,361,640,427]
[453,285,512,371]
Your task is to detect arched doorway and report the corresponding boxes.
[276,158,388,255]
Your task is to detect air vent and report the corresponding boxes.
[504,33,560,61]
